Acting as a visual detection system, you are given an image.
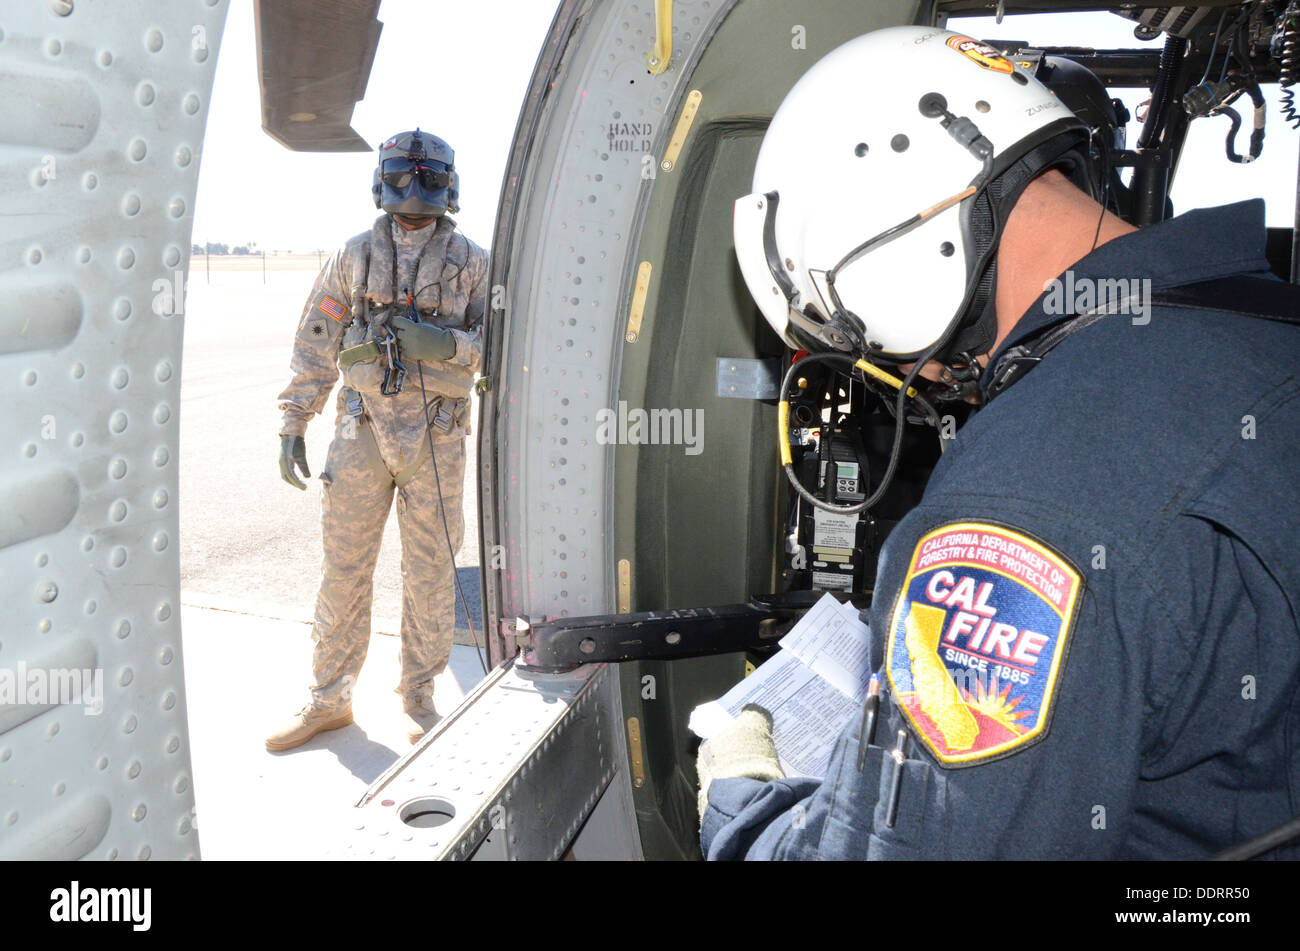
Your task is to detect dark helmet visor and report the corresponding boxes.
[380,158,452,191]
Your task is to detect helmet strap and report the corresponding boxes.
[941,127,1096,373]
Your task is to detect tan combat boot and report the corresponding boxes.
[402,696,442,745]
[265,704,354,751]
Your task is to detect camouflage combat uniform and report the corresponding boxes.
[278,214,488,712]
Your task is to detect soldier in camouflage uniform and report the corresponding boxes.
[267,130,489,751]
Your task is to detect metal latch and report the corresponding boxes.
[510,616,532,649]
[377,323,406,396]
[430,397,455,433]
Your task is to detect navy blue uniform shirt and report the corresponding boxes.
[703,200,1300,860]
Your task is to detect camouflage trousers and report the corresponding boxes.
[308,409,465,713]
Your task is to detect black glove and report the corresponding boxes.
[279,434,310,490]
[392,316,456,362]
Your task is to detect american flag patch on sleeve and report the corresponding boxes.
[317,296,346,321]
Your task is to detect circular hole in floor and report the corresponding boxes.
[399,797,456,828]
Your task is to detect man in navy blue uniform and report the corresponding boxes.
[710,26,1300,860]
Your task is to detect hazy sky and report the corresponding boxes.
[192,0,561,252]
[191,3,1299,253]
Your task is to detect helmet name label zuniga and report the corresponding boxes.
[946,35,1015,74]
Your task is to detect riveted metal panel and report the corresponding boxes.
[485,0,737,629]
[341,661,620,861]
[468,0,744,861]
[0,0,227,860]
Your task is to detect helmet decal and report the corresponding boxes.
[946,35,1015,75]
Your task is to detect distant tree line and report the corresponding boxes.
[192,242,259,255]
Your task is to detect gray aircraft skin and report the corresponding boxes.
[3,0,1297,861]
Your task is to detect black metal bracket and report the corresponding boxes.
[1110,148,1172,169]
[521,591,869,670]
[982,44,1282,89]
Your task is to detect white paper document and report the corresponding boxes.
[689,593,873,779]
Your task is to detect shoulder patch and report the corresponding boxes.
[298,317,331,344]
[885,522,1081,768]
[317,296,346,321]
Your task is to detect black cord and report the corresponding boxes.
[386,233,485,674]
[398,268,487,676]
[780,352,939,515]
[407,257,465,305]
[1209,813,1300,861]
[1217,10,1250,85]
[1199,8,1229,86]
[827,212,925,285]
[785,152,1001,515]
[416,361,489,676]
[411,321,488,676]
[397,219,466,313]
[1090,127,1113,250]
[1138,34,1189,151]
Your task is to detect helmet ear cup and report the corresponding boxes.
[372,168,383,209]
[446,169,461,215]
[939,126,1091,363]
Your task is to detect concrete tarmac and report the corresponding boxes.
[179,261,489,859]
[181,605,486,859]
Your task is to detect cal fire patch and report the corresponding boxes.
[317,296,346,321]
[885,522,1081,767]
[946,35,1015,74]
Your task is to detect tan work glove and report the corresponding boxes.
[696,704,785,821]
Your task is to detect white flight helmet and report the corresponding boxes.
[735,26,1095,366]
